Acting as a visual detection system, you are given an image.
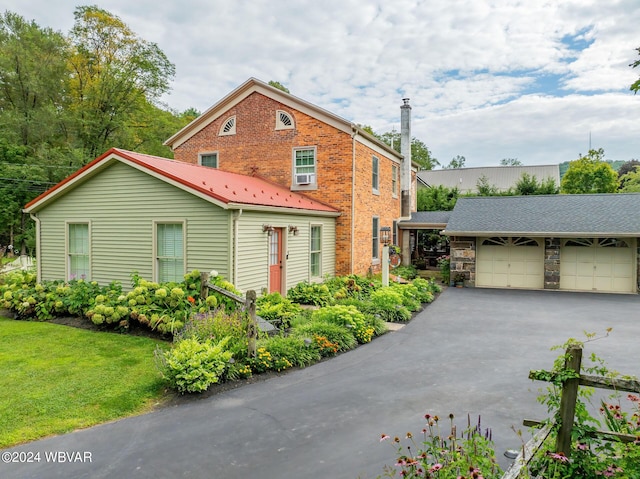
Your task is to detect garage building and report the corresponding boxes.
[441,194,640,294]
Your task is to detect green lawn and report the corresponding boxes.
[0,316,169,448]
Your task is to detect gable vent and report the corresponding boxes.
[276,110,294,130]
[219,116,236,136]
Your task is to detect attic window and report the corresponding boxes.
[276,110,294,130]
[219,116,236,136]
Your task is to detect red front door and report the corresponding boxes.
[269,228,283,293]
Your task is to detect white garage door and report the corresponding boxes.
[476,237,544,289]
[560,238,636,293]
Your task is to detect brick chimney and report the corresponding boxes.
[400,98,411,218]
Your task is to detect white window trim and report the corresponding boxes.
[292,146,318,191]
[153,220,187,283]
[372,155,380,194]
[310,224,322,278]
[65,220,91,281]
[218,116,236,136]
[391,164,398,198]
[275,110,295,130]
[372,216,380,262]
[198,151,219,168]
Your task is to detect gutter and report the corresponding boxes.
[351,128,357,274]
[231,209,242,285]
[442,230,640,238]
[28,213,42,282]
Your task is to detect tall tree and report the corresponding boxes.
[358,125,438,170]
[417,185,458,211]
[268,80,290,93]
[500,158,522,166]
[68,6,176,158]
[618,169,640,192]
[513,173,559,195]
[617,159,640,189]
[0,12,69,148]
[377,131,439,170]
[444,155,466,169]
[560,148,618,194]
[475,174,500,195]
[631,47,640,93]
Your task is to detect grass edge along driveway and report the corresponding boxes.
[0,316,168,449]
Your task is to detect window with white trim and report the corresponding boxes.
[372,217,380,260]
[68,223,90,280]
[310,225,322,277]
[276,110,295,130]
[199,152,218,168]
[219,116,236,136]
[293,147,317,188]
[372,156,379,192]
[156,223,184,283]
[392,164,398,197]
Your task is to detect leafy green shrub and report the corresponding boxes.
[156,337,233,393]
[370,288,411,322]
[287,281,332,306]
[390,283,422,312]
[178,308,247,343]
[363,313,387,336]
[256,292,302,328]
[311,304,374,343]
[392,264,418,280]
[325,275,379,301]
[291,321,358,353]
[253,335,320,372]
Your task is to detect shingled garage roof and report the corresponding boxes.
[443,194,640,237]
[25,148,340,215]
[398,211,451,229]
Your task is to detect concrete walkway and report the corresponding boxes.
[3,288,640,479]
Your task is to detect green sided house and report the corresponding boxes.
[24,148,339,294]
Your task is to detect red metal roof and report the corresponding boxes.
[25,148,339,214]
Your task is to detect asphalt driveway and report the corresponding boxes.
[3,288,640,479]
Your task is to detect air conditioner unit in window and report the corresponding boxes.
[295,173,315,185]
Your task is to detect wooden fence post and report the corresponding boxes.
[246,290,257,358]
[200,272,209,299]
[555,345,582,457]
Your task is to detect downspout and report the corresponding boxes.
[29,213,42,283]
[232,209,242,285]
[351,128,357,274]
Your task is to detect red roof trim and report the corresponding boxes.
[25,148,339,214]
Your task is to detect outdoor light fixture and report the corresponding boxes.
[380,226,391,246]
[288,225,299,235]
[262,224,275,236]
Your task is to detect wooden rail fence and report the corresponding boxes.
[503,344,640,479]
[199,272,275,358]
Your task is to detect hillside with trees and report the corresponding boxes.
[0,7,197,252]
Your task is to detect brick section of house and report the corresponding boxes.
[352,142,401,274]
[172,91,401,276]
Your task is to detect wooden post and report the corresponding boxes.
[246,290,257,358]
[200,272,209,299]
[555,345,582,457]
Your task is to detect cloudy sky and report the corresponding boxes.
[6,0,640,167]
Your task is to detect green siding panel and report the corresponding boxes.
[35,162,230,287]
[235,212,336,294]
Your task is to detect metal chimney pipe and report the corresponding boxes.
[400,98,411,218]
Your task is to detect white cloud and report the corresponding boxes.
[4,0,640,166]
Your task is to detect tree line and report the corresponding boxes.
[0,7,197,252]
[418,149,640,211]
